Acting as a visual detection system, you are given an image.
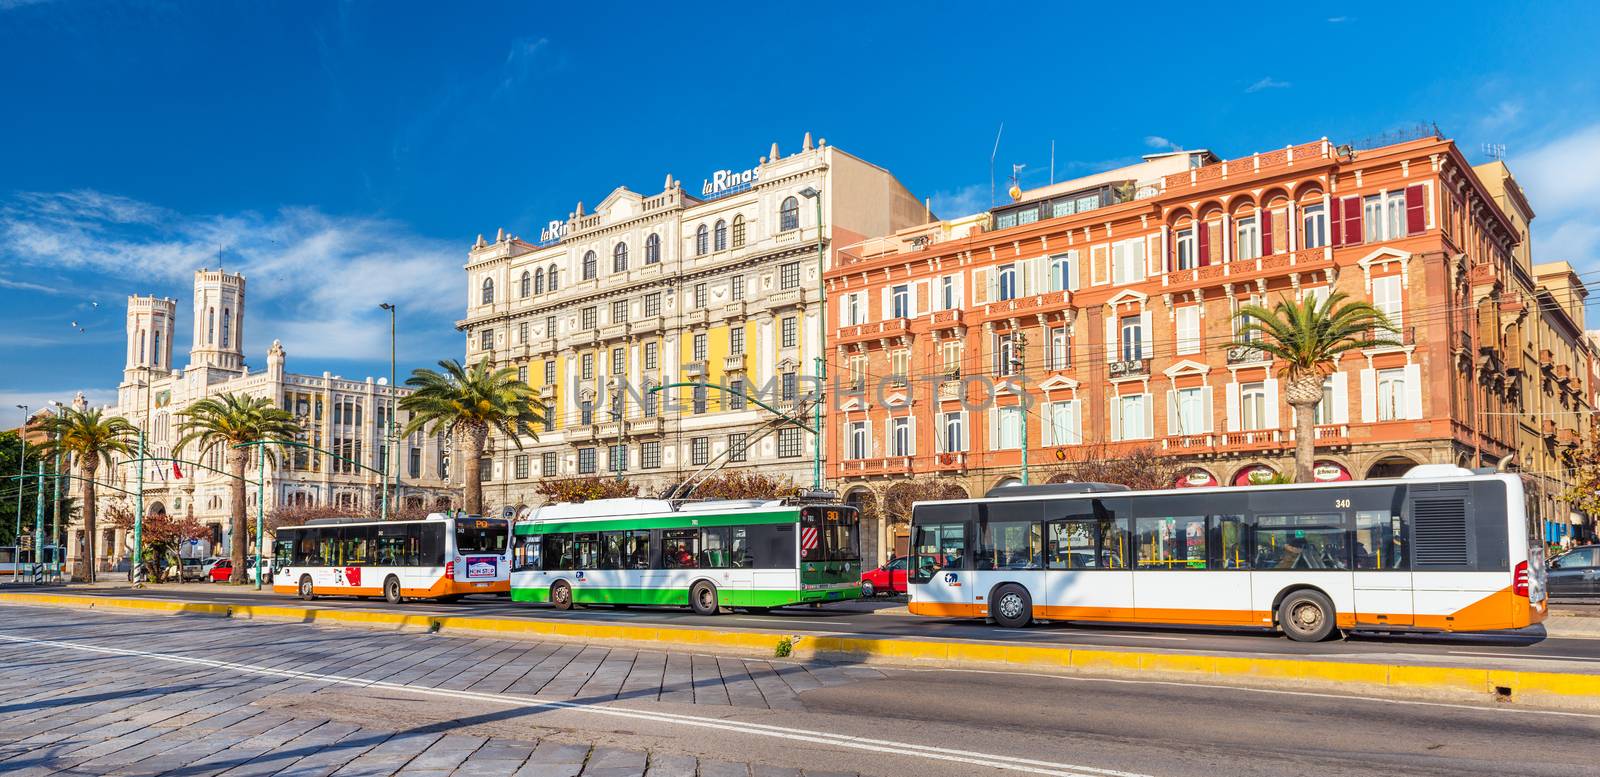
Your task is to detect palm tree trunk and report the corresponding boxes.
[228,450,248,584]
[81,460,97,584]
[1285,375,1325,484]
[458,424,487,515]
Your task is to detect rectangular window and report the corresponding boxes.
[612,347,626,376]
[891,284,910,318]
[644,342,658,370]
[1240,382,1267,430]
[844,292,864,325]
[479,329,493,350]
[1313,375,1337,426]
[730,327,745,355]
[781,316,797,348]
[479,457,491,482]
[943,411,966,452]
[779,262,800,289]
[1135,515,1208,570]
[546,315,557,338]
[608,444,628,472]
[997,264,1017,301]
[1234,216,1260,260]
[978,520,1043,570]
[1302,203,1328,249]
[994,406,1022,449]
[1175,228,1197,270]
[517,321,529,343]
[911,519,967,582]
[1111,238,1146,284]
[610,300,628,323]
[1048,327,1069,370]
[1173,387,1208,435]
[1048,252,1077,292]
[580,401,593,425]
[544,360,555,384]
[1120,314,1144,361]
[848,421,869,459]
[517,365,527,383]
[731,275,745,301]
[1043,400,1080,445]
[644,292,661,317]
[890,417,911,457]
[728,378,745,410]
[1372,274,1403,327]
[577,447,596,474]
[541,451,557,477]
[940,275,957,310]
[727,432,747,462]
[1363,191,1408,243]
[942,342,962,375]
[694,283,707,309]
[408,448,421,479]
[890,350,910,383]
[1255,513,1350,570]
[1377,368,1407,421]
[1047,513,1127,569]
[643,388,657,417]
[782,371,798,403]
[693,333,708,362]
[513,454,529,480]
[581,307,596,330]
[1175,305,1200,355]
[581,353,594,380]
[640,441,661,469]
[777,426,803,458]
[692,384,708,414]
[1119,394,1149,440]
[691,436,709,465]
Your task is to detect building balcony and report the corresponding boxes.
[717,300,749,320]
[567,425,596,443]
[1160,249,1333,294]
[630,315,667,338]
[937,378,963,401]
[537,385,555,401]
[1554,364,1573,384]
[1539,349,1555,373]
[1367,326,1416,350]
[836,318,912,346]
[1108,358,1150,378]
[1218,430,1284,452]
[838,457,913,476]
[768,287,809,310]
[1542,419,1558,440]
[684,360,708,379]
[981,290,1073,323]
[1558,427,1582,448]
[627,416,665,436]
[1161,140,1330,193]
[722,353,747,373]
[1287,424,1351,447]
[595,420,624,440]
[930,308,964,330]
[598,322,629,343]
[932,451,967,472]
[1469,261,1500,288]
[1226,345,1271,366]
[1161,434,1215,453]
[684,308,711,328]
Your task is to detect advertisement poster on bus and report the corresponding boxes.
[465,557,498,579]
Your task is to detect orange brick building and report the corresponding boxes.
[825,134,1589,559]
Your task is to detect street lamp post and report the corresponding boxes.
[49,400,62,581]
[1011,332,1029,486]
[131,381,153,583]
[32,461,44,582]
[798,187,826,492]
[379,302,396,520]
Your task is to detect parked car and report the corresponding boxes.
[169,557,208,582]
[1549,545,1599,597]
[860,556,909,597]
[246,556,273,584]
[207,558,233,582]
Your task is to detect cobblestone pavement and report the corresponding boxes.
[0,604,877,776]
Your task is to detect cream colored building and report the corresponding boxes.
[75,269,453,572]
[460,133,926,507]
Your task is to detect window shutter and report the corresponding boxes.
[1109,394,1123,441]
[1067,250,1081,291]
[1403,363,1423,419]
[1263,378,1280,429]
[1091,245,1109,285]
[1201,386,1215,433]
[971,269,988,305]
[1331,372,1349,424]
[1359,368,1377,423]
[953,273,966,306]
[1225,381,1241,432]
[908,417,917,455]
[1147,234,1162,277]
[1067,400,1082,444]
[1104,317,1118,363]
[1329,198,1342,247]
[1197,225,1211,265]
[1261,209,1274,255]
[1138,310,1153,357]
[961,412,971,451]
[1342,196,1363,245]
[1166,390,1180,436]
[1405,184,1426,235]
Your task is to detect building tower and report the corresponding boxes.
[188,268,246,373]
[124,294,177,385]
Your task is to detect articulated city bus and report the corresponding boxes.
[0,544,63,578]
[510,498,860,613]
[907,466,1546,641]
[272,513,511,603]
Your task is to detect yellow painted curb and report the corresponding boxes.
[6,591,1600,707]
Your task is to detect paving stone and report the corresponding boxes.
[698,762,753,777]
[642,753,699,777]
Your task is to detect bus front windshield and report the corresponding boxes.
[455,519,509,555]
[802,506,860,562]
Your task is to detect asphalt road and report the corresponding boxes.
[19,584,1600,672]
[1,603,1596,777]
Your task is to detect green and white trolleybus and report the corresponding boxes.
[510,498,861,613]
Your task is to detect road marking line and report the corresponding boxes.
[887,666,1600,719]
[732,618,841,626]
[1448,651,1600,663]
[0,632,1155,777]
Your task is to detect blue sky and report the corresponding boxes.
[3,1,1599,424]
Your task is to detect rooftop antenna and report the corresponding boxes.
[989,122,1004,208]
[1483,142,1506,161]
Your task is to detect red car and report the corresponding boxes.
[860,556,908,597]
[207,559,232,582]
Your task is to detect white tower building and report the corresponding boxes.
[188,268,246,374]
[123,294,176,384]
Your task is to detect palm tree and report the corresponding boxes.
[400,358,543,515]
[1233,291,1400,483]
[32,408,136,583]
[174,393,299,583]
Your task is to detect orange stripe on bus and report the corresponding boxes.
[271,577,508,598]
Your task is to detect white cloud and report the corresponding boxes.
[1480,100,1523,130]
[1144,136,1182,151]
[1245,77,1291,93]
[1514,123,1600,270]
[1327,16,1349,23]
[927,183,989,220]
[0,190,465,366]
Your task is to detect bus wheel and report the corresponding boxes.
[383,576,402,604]
[298,575,315,601]
[992,584,1032,628]
[860,580,876,598]
[551,581,574,611]
[1279,589,1336,642]
[689,581,719,616]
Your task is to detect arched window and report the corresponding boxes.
[533,267,545,294]
[780,196,800,231]
[732,215,746,248]
[520,270,531,298]
[207,307,215,344]
[481,277,494,304]
[696,224,709,255]
[613,241,629,273]
[138,331,146,363]
[221,308,231,347]
[645,233,660,264]
[548,263,560,291]
[152,331,161,367]
[714,220,728,251]
[582,251,597,280]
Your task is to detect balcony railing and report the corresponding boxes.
[1226,345,1270,365]
[1162,140,1330,192]
[722,353,747,373]
[1218,430,1283,451]
[1558,427,1582,448]
[840,457,914,476]
[837,317,912,345]
[930,309,964,329]
[932,451,967,471]
[1288,424,1350,445]
[1161,434,1215,452]
[1108,358,1150,378]
[627,417,665,436]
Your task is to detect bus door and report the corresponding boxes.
[907,504,974,617]
[1248,490,1358,629]
[1043,498,1131,621]
[1351,485,1412,626]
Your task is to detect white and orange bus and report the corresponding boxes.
[907,466,1546,641]
[271,513,510,603]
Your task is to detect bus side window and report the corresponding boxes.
[513,536,541,572]
[699,527,729,569]
[420,523,446,567]
[626,530,650,569]
[1212,515,1248,570]
[1354,510,1406,569]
